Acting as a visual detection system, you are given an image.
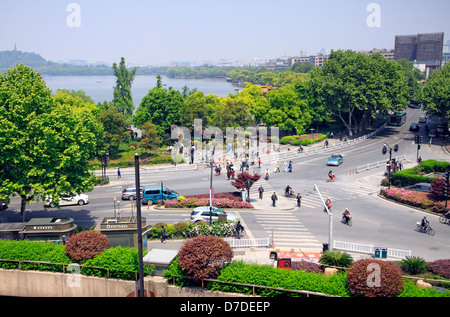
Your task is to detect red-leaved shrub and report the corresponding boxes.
[291,261,323,273]
[177,235,233,282]
[65,231,110,262]
[428,259,450,279]
[347,259,404,297]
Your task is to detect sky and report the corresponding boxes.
[1,0,449,66]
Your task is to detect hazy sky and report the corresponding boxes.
[1,0,449,65]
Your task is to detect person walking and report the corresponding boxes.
[117,168,121,179]
[296,193,302,207]
[160,226,167,244]
[258,185,264,199]
[288,161,293,173]
[235,221,244,239]
[271,192,278,207]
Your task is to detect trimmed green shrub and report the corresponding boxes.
[428,259,450,279]
[399,279,450,297]
[347,259,404,297]
[209,260,350,297]
[81,246,148,280]
[0,240,70,272]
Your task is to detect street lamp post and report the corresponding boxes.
[310,128,314,146]
[314,184,332,251]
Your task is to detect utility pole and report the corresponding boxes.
[134,154,144,297]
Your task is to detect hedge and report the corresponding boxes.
[391,159,450,187]
[280,134,327,146]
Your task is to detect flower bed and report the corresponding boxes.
[163,192,253,209]
[381,188,447,212]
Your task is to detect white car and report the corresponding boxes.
[45,193,89,207]
[190,206,238,224]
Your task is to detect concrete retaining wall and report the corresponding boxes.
[0,269,246,297]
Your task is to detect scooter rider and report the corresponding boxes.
[343,208,351,223]
[328,170,334,181]
[421,216,429,230]
[285,185,293,196]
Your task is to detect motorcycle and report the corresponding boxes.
[326,175,336,182]
[285,191,295,198]
[439,214,450,225]
[416,222,435,235]
[342,214,352,226]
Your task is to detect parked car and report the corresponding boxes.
[190,206,238,224]
[409,123,420,132]
[403,183,433,193]
[121,186,143,200]
[327,154,343,166]
[142,186,179,205]
[418,116,427,123]
[44,193,89,207]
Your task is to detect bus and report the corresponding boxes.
[389,111,407,126]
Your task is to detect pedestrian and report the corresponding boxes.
[296,193,302,207]
[283,161,288,172]
[271,192,277,207]
[236,221,244,239]
[265,169,270,180]
[258,157,261,168]
[258,185,264,199]
[276,161,280,173]
[288,161,293,173]
[160,226,167,244]
[117,168,121,179]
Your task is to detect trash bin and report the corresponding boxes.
[374,246,387,258]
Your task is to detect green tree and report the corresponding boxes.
[112,57,137,118]
[98,107,129,155]
[258,85,312,135]
[180,91,217,131]
[0,64,98,220]
[309,50,408,136]
[422,63,450,121]
[291,61,314,73]
[140,122,162,155]
[134,78,184,141]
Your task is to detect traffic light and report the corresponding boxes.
[444,171,450,196]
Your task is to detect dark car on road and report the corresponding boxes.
[409,123,420,132]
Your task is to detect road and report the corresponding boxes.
[2,107,449,261]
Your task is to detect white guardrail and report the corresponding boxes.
[225,237,271,248]
[333,240,411,259]
[356,154,407,173]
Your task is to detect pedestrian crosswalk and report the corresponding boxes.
[252,210,323,251]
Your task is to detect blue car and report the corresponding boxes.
[142,186,180,205]
[327,154,343,166]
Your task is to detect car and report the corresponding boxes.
[44,193,89,207]
[121,186,143,200]
[327,154,343,166]
[428,129,437,138]
[403,183,433,193]
[190,206,238,224]
[142,186,179,205]
[418,116,427,123]
[409,123,420,132]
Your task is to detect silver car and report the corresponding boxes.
[121,187,143,200]
[190,206,238,224]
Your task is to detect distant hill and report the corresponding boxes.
[0,50,120,76]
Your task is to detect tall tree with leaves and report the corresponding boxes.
[309,50,408,136]
[0,64,98,221]
[112,57,137,118]
[422,63,450,122]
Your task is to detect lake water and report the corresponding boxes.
[42,75,241,106]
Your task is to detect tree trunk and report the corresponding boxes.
[20,195,27,222]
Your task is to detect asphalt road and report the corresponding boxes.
[2,107,449,260]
